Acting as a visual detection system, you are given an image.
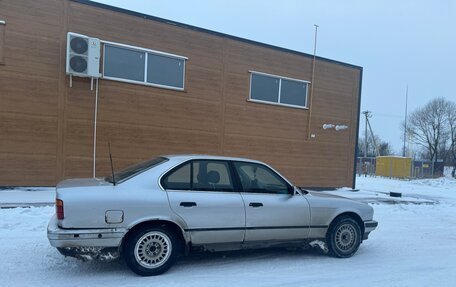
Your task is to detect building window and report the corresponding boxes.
[104,45,145,82]
[249,71,309,109]
[280,78,307,107]
[103,42,186,90]
[250,74,280,103]
[147,53,184,88]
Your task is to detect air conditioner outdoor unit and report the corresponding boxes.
[66,32,100,78]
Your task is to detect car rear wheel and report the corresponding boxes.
[124,227,178,276]
[326,216,361,258]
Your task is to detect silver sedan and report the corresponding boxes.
[47,155,377,276]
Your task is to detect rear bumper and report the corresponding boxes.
[47,215,127,248]
[363,220,378,240]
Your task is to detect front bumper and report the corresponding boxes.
[363,220,378,240]
[47,215,127,248]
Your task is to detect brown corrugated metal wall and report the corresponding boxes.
[0,0,361,187]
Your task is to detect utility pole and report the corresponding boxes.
[362,110,371,157]
[367,116,378,156]
[92,78,99,178]
[307,24,319,140]
[362,110,378,156]
[402,85,408,157]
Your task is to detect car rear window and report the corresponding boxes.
[105,157,168,184]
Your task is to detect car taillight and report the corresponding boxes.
[56,199,64,220]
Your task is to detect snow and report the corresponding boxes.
[0,187,55,208]
[1,176,456,286]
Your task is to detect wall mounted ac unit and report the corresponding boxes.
[66,32,100,78]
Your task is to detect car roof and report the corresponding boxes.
[162,154,265,164]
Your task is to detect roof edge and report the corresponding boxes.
[71,0,362,70]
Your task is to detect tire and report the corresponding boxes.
[124,226,179,276]
[326,216,361,258]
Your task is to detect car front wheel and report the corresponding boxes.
[326,216,361,258]
[124,227,178,276]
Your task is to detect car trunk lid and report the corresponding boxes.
[57,178,111,189]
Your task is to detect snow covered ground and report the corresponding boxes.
[0,187,55,208]
[1,176,456,286]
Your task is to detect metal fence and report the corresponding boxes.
[356,157,376,177]
[356,157,444,179]
[412,160,444,178]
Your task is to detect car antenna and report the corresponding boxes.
[108,142,116,186]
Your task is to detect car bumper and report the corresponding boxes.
[363,220,378,240]
[47,215,127,248]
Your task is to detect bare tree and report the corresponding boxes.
[357,134,392,157]
[446,101,456,177]
[407,98,450,163]
[358,135,376,157]
[378,142,393,156]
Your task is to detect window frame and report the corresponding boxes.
[102,40,187,91]
[248,70,310,110]
[231,161,294,195]
[160,159,237,192]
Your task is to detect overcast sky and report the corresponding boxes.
[94,0,456,153]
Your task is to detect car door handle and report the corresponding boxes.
[249,202,263,208]
[180,202,197,207]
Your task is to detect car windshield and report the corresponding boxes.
[105,157,168,184]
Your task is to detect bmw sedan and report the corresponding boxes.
[47,155,377,276]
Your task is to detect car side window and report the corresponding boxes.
[161,162,191,190]
[162,160,234,192]
[192,160,234,192]
[233,162,290,194]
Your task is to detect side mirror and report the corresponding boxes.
[292,186,301,195]
[294,186,307,195]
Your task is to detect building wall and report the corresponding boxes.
[0,0,362,187]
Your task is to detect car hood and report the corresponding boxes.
[57,178,111,189]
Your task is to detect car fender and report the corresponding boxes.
[126,214,190,243]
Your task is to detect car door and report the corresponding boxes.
[164,160,245,245]
[233,161,311,242]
